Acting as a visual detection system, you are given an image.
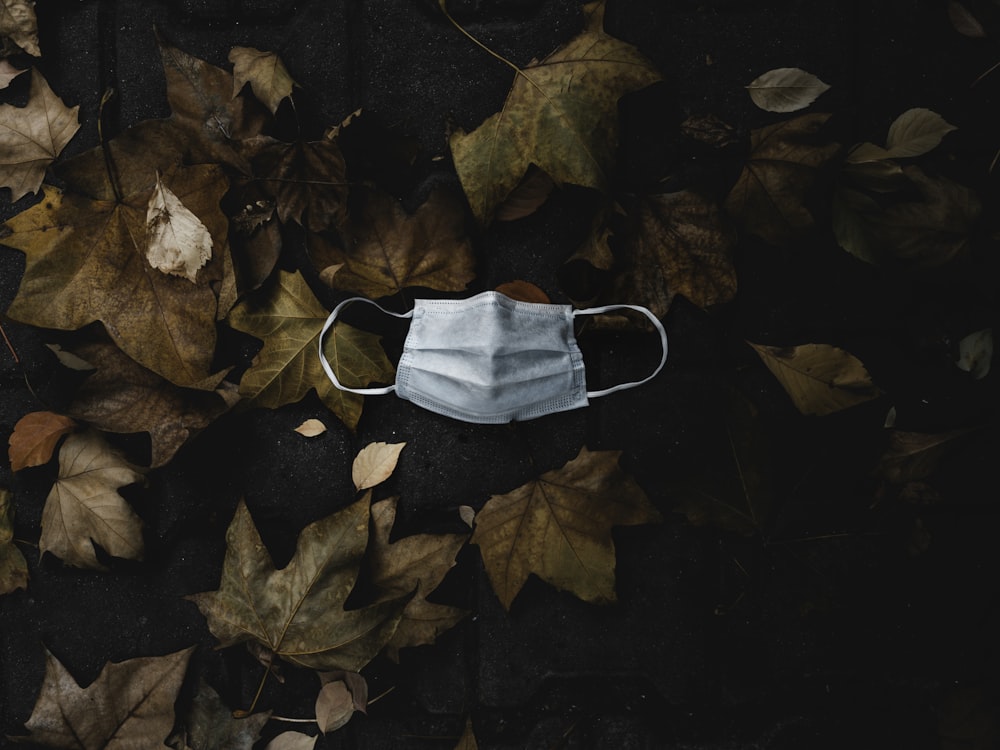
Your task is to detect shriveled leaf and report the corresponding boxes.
[315,675,366,733]
[146,172,214,283]
[40,430,145,569]
[885,108,957,158]
[188,496,408,671]
[21,647,193,749]
[956,328,992,379]
[749,342,882,416]
[0,0,39,56]
[260,139,348,231]
[8,411,76,471]
[948,2,987,37]
[724,113,839,246]
[472,447,660,610]
[266,733,317,750]
[613,190,737,317]
[0,59,24,88]
[310,188,474,298]
[66,340,239,468]
[454,718,479,750]
[229,46,295,114]
[2,164,230,388]
[449,0,661,223]
[495,280,550,304]
[368,496,469,658]
[170,679,270,750]
[0,69,79,200]
[746,67,830,113]
[0,488,28,595]
[495,166,556,221]
[295,418,328,437]
[227,270,394,430]
[459,505,476,528]
[876,429,969,484]
[680,113,738,148]
[352,442,406,490]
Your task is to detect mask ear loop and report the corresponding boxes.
[572,304,668,398]
[318,297,413,395]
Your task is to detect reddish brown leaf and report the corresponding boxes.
[8,411,76,472]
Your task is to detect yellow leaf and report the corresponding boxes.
[352,441,406,490]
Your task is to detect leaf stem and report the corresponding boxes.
[0,318,42,403]
[438,1,523,76]
[243,667,269,716]
[98,88,124,204]
[367,684,396,706]
[269,715,315,724]
[14,538,39,549]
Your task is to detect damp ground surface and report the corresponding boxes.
[2,1,1000,748]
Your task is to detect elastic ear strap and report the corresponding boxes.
[573,304,668,398]
[318,297,411,396]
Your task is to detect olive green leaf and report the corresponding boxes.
[448,0,662,223]
[0,488,28,595]
[848,108,957,163]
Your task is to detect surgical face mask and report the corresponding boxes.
[318,291,667,424]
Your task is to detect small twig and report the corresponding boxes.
[1,319,19,363]
[367,685,396,706]
[98,88,124,203]
[972,59,1000,88]
[438,0,523,75]
[269,716,315,724]
[14,539,39,549]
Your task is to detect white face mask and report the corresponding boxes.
[318,291,667,424]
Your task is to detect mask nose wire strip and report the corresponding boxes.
[318,296,413,395]
[572,304,669,398]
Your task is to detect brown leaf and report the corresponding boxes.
[749,342,882,416]
[8,411,76,471]
[2,164,230,388]
[746,67,830,113]
[449,0,662,223]
[614,190,737,317]
[494,165,556,221]
[471,447,660,609]
[66,339,239,468]
[680,113,738,148]
[724,113,839,246]
[0,488,28,595]
[876,429,969,484]
[229,46,295,114]
[0,69,79,200]
[0,59,25,88]
[294,418,328,438]
[168,679,270,750]
[0,0,39,56]
[948,2,987,38]
[368,496,469,659]
[353,442,406,490]
[310,187,475,298]
[21,647,193,749]
[40,430,145,569]
[494,280,550,304]
[188,496,409,671]
[315,674,366,733]
[227,182,282,296]
[453,718,479,750]
[260,140,348,231]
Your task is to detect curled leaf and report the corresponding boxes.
[746,67,830,113]
[315,674,366,733]
[146,172,214,283]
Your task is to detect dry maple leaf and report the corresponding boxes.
[724,113,839,246]
[260,139,348,231]
[453,717,479,750]
[229,46,296,115]
[310,187,475,298]
[352,441,406,490]
[146,172,214,282]
[0,69,79,200]
[748,342,882,416]
[367,496,469,659]
[613,190,737,318]
[8,411,76,471]
[0,488,29,595]
[448,0,662,224]
[0,0,39,56]
[188,496,409,671]
[167,679,270,750]
[20,647,193,749]
[40,430,146,570]
[227,270,394,429]
[471,446,660,610]
[66,339,239,468]
[2,164,229,388]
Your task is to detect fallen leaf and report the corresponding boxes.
[0,69,80,200]
[956,329,992,379]
[454,718,479,750]
[748,342,882,416]
[295,418,328,437]
[876,429,969,484]
[367,496,469,659]
[0,59,24,88]
[310,187,475,298]
[448,0,661,223]
[0,488,28,595]
[8,411,76,471]
[0,0,39,56]
[948,2,987,37]
[613,190,737,317]
[2,164,230,388]
[315,674,366,733]
[848,108,957,163]
[65,339,239,468]
[40,430,145,569]
[146,172,214,282]
[724,113,839,246]
[266,733,317,750]
[229,46,295,114]
[188,496,408,671]
[746,67,830,113]
[21,647,193,749]
[227,270,395,430]
[494,280,550,304]
[458,505,476,528]
[680,113,738,148]
[494,165,556,221]
[45,343,95,371]
[259,139,348,231]
[353,442,406,490]
[169,679,270,750]
[471,447,660,609]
